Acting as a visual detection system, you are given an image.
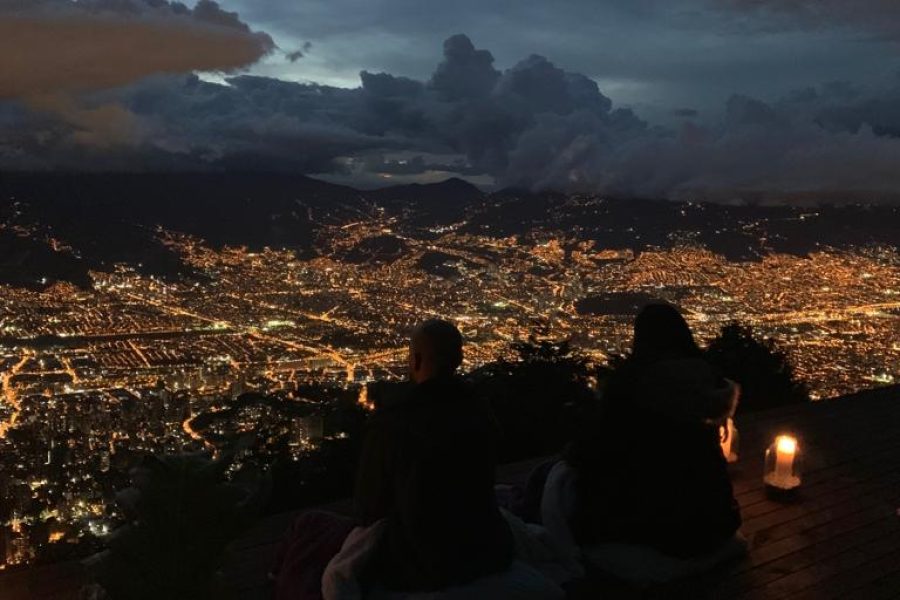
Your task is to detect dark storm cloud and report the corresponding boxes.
[594,94,900,200]
[429,34,500,101]
[722,0,900,36]
[497,81,900,198]
[231,0,900,116]
[55,34,628,178]
[5,31,900,201]
[286,43,312,63]
[91,74,393,173]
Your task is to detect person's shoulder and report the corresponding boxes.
[637,357,736,421]
[420,373,470,390]
[365,385,417,432]
[408,376,491,429]
[410,375,472,403]
[369,376,462,422]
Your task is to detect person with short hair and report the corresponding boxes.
[276,320,560,599]
[407,319,465,384]
[352,320,514,592]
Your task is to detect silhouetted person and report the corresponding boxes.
[354,319,513,592]
[407,319,464,384]
[633,302,701,359]
[274,321,513,599]
[564,304,741,563]
[604,303,736,422]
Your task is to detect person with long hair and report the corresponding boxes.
[548,304,744,584]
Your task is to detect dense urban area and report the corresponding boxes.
[1,179,898,569]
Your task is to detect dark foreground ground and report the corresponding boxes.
[4,384,900,599]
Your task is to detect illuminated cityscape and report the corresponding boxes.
[6,0,900,594]
[1,189,899,568]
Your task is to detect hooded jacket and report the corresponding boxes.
[567,357,741,558]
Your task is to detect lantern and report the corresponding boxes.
[719,418,739,464]
[764,435,802,490]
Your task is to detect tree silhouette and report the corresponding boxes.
[469,338,600,461]
[92,452,269,600]
[705,323,810,413]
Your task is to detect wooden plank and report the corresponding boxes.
[739,446,900,532]
[841,569,900,600]
[795,549,900,600]
[715,512,898,597]
[735,491,900,574]
[738,456,900,540]
[732,434,899,501]
[737,387,897,430]
[733,529,900,599]
[733,418,900,504]
[738,448,900,531]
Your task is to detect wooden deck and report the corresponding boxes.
[687,384,900,599]
[2,384,898,599]
[223,384,900,599]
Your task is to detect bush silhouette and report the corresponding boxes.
[705,323,810,412]
[92,452,268,600]
[469,339,600,461]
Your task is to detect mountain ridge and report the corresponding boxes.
[1,171,898,290]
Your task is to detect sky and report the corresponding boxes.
[2,0,900,201]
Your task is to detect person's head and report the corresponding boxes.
[631,303,700,364]
[408,319,464,383]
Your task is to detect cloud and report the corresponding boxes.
[5,32,900,202]
[495,82,900,199]
[28,95,145,148]
[0,0,272,149]
[720,0,900,37]
[429,34,500,101]
[285,43,311,63]
[0,1,273,99]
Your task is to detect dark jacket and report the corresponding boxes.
[567,358,741,558]
[354,376,513,591]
